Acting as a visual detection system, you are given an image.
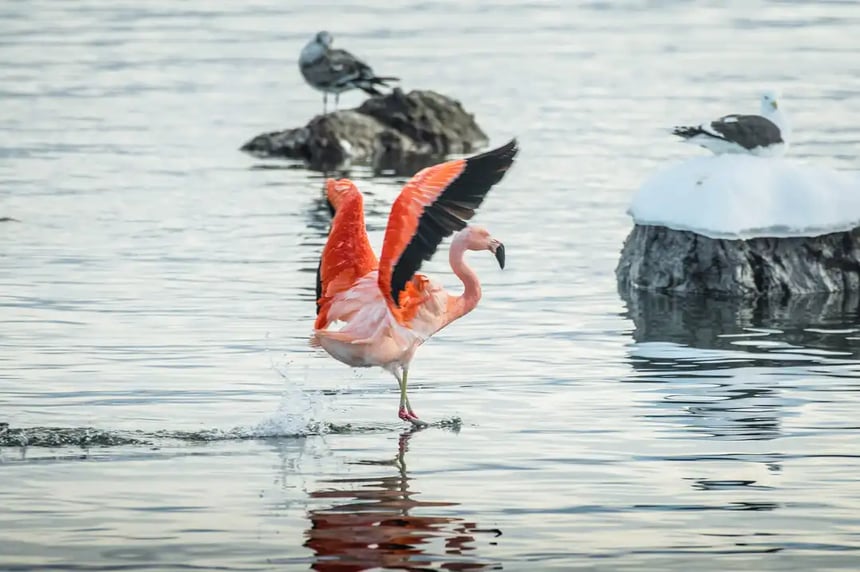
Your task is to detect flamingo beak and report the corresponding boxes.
[490,240,505,269]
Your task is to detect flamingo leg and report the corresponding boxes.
[402,369,418,418]
[396,368,426,427]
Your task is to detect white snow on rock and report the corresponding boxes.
[629,155,860,239]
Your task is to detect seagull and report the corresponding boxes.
[299,31,399,114]
[672,90,790,157]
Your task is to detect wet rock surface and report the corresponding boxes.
[240,89,488,175]
[616,224,860,299]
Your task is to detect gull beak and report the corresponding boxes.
[771,101,778,110]
[490,240,505,269]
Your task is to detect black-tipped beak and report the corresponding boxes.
[493,242,505,269]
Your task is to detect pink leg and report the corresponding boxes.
[398,407,418,422]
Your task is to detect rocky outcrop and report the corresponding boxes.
[616,224,860,299]
[240,89,488,175]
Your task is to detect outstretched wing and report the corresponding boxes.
[377,139,519,315]
[315,183,344,316]
[315,179,379,329]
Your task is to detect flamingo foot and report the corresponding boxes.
[398,407,428,428]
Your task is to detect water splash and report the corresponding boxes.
[0,417,462,449]
[0,423,149,448]
[0,359,461,449]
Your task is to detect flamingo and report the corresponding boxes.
[312,140,519,426]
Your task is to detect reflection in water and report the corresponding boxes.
[304,431,502,571]
[621,290,860,442]
[623,290,860,362]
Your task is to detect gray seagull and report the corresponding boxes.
[299,31,399,114]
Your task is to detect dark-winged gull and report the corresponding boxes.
[299,31,399,114]
[672,91,790,157]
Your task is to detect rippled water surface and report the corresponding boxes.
[3,1,860,570]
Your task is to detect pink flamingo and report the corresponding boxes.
[312,140,518,426]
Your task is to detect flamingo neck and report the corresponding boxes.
[449,232,481,319]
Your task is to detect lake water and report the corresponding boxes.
[2,1,860,570]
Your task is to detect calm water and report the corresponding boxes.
[2,1,860,570]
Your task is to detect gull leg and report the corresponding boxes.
[322,92,328,114]
[334,92,340,111]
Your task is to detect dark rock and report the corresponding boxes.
[240,89,488,174]
[356,89,486,156]
[616,224,860,299]
[371,129,440,176]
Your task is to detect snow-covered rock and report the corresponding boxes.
[629,155,860,239]
[618,155,860,298]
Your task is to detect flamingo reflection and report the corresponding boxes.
[304,430,501,571]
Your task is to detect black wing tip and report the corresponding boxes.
[315,259,323,315]
[361,77,399,96]
[360,84,383,96]
[371,75,399,84]
[461,137,519,185]
[672,126,701,139]
[387,138,519,308]
[471,138,519,162]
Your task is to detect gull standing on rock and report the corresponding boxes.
[672,90,791,157]
[299,31,399,114]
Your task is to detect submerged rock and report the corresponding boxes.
[240,88,488,174]
[616,224,860,299]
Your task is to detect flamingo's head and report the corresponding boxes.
[325,178,359,214]
[461,225,505,269]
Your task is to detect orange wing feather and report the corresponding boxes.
[315,179,379,329]
[378,160,466,316]
[377,140,519,323]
